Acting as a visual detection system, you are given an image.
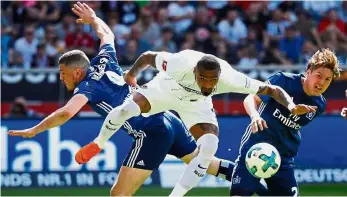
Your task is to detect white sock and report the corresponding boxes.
[94,99,141,148]
[170,134,219,197]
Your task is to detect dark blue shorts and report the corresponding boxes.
[122,111,197,170]
[230,157,298,196]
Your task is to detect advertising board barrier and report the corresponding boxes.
[1,116,347,188]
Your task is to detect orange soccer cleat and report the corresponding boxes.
[75,142,102,164]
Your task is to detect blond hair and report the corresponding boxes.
[307,48,341,78]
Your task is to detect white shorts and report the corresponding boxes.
[136,75,218,130]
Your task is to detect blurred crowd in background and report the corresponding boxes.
[1,0,347,70]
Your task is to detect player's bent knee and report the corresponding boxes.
[197,134,219,158]
[109,99,141,120]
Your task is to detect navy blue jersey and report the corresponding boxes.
[73,44,155,130]
[74,44,130,114]
[241,72,326,163]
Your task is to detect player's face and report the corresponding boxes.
[194,67,220,96]
[59,64,80,91]
[305,67,333,96]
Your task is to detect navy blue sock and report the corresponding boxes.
[216,159,234,181]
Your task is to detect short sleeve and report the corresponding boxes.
[73,80,99,103]
[258,72,286,102]
[97,44,118,62]
[155,50,199,80]
[155,51,173,72]
[216,59,263,94]
[91,44,122,75]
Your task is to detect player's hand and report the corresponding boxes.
[250,115,268,133]
[290,104,317,115]
[341,108,347,119]
[8,128,37,138]
[123,71,137,87]
[72,2,96,24]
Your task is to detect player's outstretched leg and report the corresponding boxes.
[170,126,219,196]
[110,166,152,196]
[180,148,235,181]
[75,93,149,164]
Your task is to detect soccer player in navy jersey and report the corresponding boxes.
[230,48,341,196]
[8,2,235,196]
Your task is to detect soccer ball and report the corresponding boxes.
[245,143,281,179]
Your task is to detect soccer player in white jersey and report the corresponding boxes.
[77,50,317,196]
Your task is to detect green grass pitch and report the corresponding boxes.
[2,184,347,196]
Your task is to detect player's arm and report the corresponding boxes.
[124,51,163,86]
[257,83,318,115]
[218,61,317,115]
[243,94,268,133]
[72,2,114,47]
[8,94,88,138]
[128,51,158,77]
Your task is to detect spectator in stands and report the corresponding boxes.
[294,9,323,47]
[337,1,347,23]
[241,28,264,53]
[45,25,65,62]
[261,41,292,65]
[119,39,138,65]
[208,28,228,56]
[299,41,318,64]
[117,1,140,26]
[279,25,304,63]
[215,40,229,63]
[4,96,42,118]
[237,45,259,68]
[14,26,39,69]
[6,2,26,25]
[39,1,61,25]
[55,14,75,40]
[65,23,95,58]
[278,1,301,13]
[243,3,266,40]
[7,50,25,69]
[18,1,46,25]
[218,9,247,47]
[129,24,152,55]
[168,1,195,35]
[206,1,227,11]
[156,8,171,28]
[108,12,130,47]
[154,26,177,53]
[266,9,290,42]
[1,27,14,67]
[187,6,215,53]
[179,30,196,51]
[215,1,243,24]
[318,9,347,44]
[32,43,54,68]
[303,1,340,21]
[282,9,297,24]
[258,2,272,26]
[138,7,161,47]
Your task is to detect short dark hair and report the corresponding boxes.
[58,50,90,69]
[197,55,221,71]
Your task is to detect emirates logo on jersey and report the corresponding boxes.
[162,61,167,71]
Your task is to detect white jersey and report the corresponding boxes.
[154,50,262,101]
